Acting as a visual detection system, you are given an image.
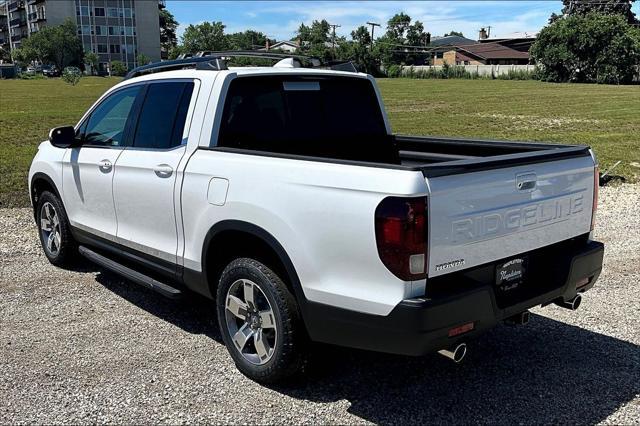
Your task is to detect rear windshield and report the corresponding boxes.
[217,76,397,163]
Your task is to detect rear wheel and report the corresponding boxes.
[216,258,306,383]
[36,191,76,267]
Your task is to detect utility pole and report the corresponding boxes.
[366,22,381,51]
[328,23,341,56]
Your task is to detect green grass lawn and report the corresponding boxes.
[1,77,638,207]
[378,79,640,181]
[1,77,120,207]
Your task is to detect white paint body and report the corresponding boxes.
[29,67,595,317]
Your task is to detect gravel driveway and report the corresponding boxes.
[1,185,638,424]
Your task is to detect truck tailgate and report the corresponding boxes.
[426,155,595,277]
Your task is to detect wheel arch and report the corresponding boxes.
[30,172,62,221]
[200,220,306,306]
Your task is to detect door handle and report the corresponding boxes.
[154,164,173,178]
[98,159,112,173]
[516,172,537,191]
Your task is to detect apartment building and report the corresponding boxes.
[0,0,161,71]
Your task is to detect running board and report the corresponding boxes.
[79,245,183,299]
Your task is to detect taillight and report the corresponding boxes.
[591,165,599,231]
[375,196,427,281]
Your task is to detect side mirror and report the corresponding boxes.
[49,126,77,148]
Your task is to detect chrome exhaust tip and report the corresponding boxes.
[554,294,582,311]
[438,343,467,363]
[505,310,530,326]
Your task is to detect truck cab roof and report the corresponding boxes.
[121,66,369,86]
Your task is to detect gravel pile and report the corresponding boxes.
[1,185,638,424]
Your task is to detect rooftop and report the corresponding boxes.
[429,35,478,47]
[457,42,530,60]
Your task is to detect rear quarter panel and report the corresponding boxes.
[181,150,428,315]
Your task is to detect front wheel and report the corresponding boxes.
[216,258,307,383]
[36,191,76,267]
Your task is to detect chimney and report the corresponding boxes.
[266,39,270,51]
[479,27,488,40]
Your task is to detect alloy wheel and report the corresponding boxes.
[40,202,62,257]
[224,279,277,365]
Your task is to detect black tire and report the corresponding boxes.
[216,257,307,383]
[36,191,76,267]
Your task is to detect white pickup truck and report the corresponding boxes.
[29,53,604,383]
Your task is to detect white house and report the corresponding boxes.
[259,41,300,53]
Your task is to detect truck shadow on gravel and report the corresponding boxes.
[284,319,640,424]
[94,270,638,424]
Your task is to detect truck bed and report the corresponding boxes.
[395,135,592,177]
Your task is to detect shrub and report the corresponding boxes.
[61,67,81,85]
[110,60,128,76]
[496,68,539,81]
[84,51,99,75]
[136,53,151,66]
[386,64,402,78]
[386,63,540,81]
[531,13,640,84]
[17,73,46,80]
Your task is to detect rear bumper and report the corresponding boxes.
[303,239,604,356]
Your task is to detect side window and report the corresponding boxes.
[132,82,194,150]
[83,86,141,147]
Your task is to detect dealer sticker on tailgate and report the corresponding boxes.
[496,258,527,292]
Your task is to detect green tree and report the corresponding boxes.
[227,30,270,50]
[11,45,37,67]
[309,19,330,44]
[0,46,11,63]
[295,20,333,60]
[378,13,429,66]
[110,60,128,76]
[531,12,640,84]
[385,12,412,40]
[345,26,380,74]
[444,31,464,37]
[159,8,179,55]
[554,0,637,23]
[84,51,99,75]
[294,23,311,43]
[168,45,187,60]
[406,21,430,46]
[351,25,372,46]
[12,19,82,69]
[136,53,151,66]
[181,21,229,53]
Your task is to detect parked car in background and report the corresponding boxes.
[42,65,60,77]
[25,66,37,75]
[63,66,81,75]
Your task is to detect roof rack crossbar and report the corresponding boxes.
[124,56,226,79]
[194,50,320,63]
[124,51,358,80]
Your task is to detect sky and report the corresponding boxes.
[166,1,639,42]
